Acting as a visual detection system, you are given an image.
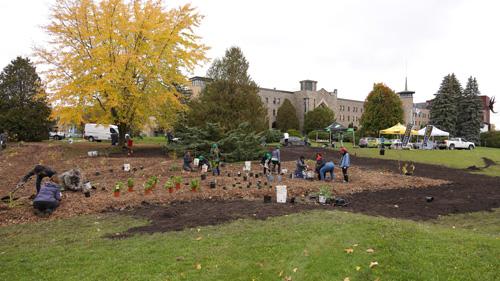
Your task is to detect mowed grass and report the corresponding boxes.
[329,143,500,177]
[0,210,498,281]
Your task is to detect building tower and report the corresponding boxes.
[397,77,415,125]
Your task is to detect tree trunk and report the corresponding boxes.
[118,122,127,147]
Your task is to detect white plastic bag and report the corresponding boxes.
[276,185,287,203]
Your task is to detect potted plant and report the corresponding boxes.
[201,174,207,181]
[319,185,332,204]
[173,176,182,190]
[243,174,248,181]
[190,179,200,192]
[150,176,159,189]
[209,181,216,189]
[127,178,134,192]
[164,178,174,193]
[144,180,153,195]
[114,182,123,197]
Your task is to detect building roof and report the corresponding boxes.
[259,87,294,94]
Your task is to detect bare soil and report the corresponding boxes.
[0,143,498,229]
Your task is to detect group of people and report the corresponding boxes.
[11,164,87,217]
[294,147,350,182]
[183,143,222,176]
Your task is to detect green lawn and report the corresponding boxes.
[322,143,500,177]
[1,210,498,281]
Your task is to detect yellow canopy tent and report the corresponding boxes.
[379,123,418,135]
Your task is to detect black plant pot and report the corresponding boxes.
[210,182,216,189]
[237,172,241,177]
[255,174,259,179]
[201,174,207,180]
[223,186,227,190]
[243,176,247,181]
[426,196,434,202]
[227,173,231,177]
[264,195,272,203]
[249,172,254,177]
[232,184,236,188]
[95,172,101,176]
[84,192,91,198]
[289,197,296,204]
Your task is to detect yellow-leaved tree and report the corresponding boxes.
[36,0,207,143]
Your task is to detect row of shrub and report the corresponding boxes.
[480,131,500,148]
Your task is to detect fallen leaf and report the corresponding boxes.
[366,248,375,253]
[196,263,202,270]
[369,261,379,268]
[196,236,203,241]
[344,278,350,281]
[344,248,354,254]
[303,249,309,256]
[197,228,201,232]
[356,266,361,271]
[279,270,283,277]
[353,244,359,247]
[293,268,298,273]
[284,276,292,281]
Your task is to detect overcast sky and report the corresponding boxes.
[1,0,498,128]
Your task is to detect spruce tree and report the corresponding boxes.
[430,74,462,136]
[456,77,483,143]
[0,57,51,141]
[187,47,268,133]
[276,99,299,132]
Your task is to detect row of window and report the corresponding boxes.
[339,115,360,122]
[265,97,281,105]
[339,105,362,113]
[413,112,428,119]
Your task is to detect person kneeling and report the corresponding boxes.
[294,156,307,178]
[33,175,62,217]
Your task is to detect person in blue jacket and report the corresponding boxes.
[340,147,350,182]
[320,160,335,181]
[33,175,62,216]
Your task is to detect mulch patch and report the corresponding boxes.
[110,199,334,238]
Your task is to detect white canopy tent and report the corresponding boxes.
[416,125,450,137]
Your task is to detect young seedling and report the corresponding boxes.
[190,179,200,192]
[164,178,174,193]
[319,185,332,204]
[127,178,134,192]
[150,176,160,188]
[144,180,153,195]
[172,176,182,189]
[114,182,124,197]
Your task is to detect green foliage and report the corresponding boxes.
[172,122,265,162]
[303,106,335,134]
[127,178,134,188]
[319,185,332,199]
[276,99,299,131]
[0,57,51,141]
[190,179,200,189]
[172,176,183,185]
[263,129,282,143]
[114,182,124,192]
[359,83,404,136]
[307,130,330,140]
[430,74,462,136]
[164,178,174,189]
[456,77,483,144]
[480,131,500,148]
[286,129,302,137]
[186,47,267,133]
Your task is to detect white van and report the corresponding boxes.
[83,124,119,142]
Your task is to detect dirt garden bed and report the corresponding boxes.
[0,142,449,226]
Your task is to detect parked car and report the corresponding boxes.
[359,137,381,148]
[442,138,475,150]
[358,138,368,148]
[280,136,310,146]
[83,124,119,142]
[49,127,66,140]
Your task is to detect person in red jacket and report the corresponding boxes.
[125,134,134,156]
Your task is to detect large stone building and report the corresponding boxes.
[188,77,431,131]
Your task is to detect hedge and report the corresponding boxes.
[263,129,282,143]
[307,130,330,140]
[480,131,500,148]
[287,129,302,137]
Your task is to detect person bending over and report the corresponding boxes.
[33,175,62,216]
[17,165,57,194]
[320,160,335,181]
[294,156,307,178]
[315,153,325,180]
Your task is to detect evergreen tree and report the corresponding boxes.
[275,99,299,132]
[456,77,483,143]
[187,47,268,132]
[359,83,404,136]
[0,57,51,141]
[303,106,335,134]
[430,74,462,136]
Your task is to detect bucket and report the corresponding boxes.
[276,185,287,203]
[123,164,131,172]
[193,158,200,167]
[87,151,98,157]
[281,169,288,175]
[244,161,251,171]
[319,195,327,204]
[201,164,208,173]
[83,181,92,192]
